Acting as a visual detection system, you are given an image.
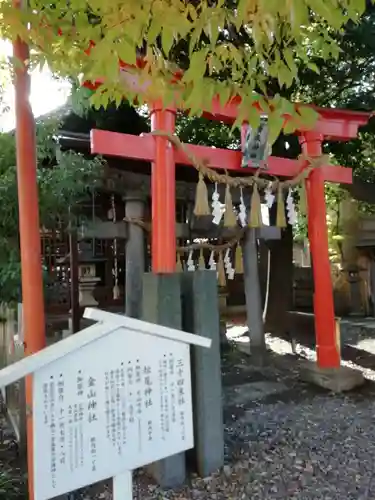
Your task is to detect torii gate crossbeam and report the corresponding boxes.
[89,93,370,370]
[91,129,353,183]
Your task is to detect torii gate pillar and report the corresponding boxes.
[300,132,340,368]
[150,102,177,272]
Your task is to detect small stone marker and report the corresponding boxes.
[142,273,187,487]
[243,228,265,360]
[180,271,224,477]
[0,308,211,500]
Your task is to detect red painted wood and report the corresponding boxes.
[91,129,353,184]
[150,103,177,272]
[301,132,340,369]
[13,34,46,500]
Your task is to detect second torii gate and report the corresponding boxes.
[89,96,370,369]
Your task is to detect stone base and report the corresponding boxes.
[230,335,267,363]
[299,360,364,392]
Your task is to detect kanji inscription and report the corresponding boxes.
[33,326,193,500]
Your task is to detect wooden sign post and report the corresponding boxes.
[0,308,211,500]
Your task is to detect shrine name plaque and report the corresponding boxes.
[33,325,193,500]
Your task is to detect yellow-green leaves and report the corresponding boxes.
[183,49,208,84]
[161,27,175,56]
[116,39,137,66]
[288,0,310,30]
[267,112,284,146]
[293,106,319,132]
[1,0,372,143]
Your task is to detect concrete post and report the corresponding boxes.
[142,273,186,488]
[124,193,146,318]
[180,271,224,477]
[243,228,266,360]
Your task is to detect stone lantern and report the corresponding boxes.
[58,240,106,309]
[77,241,106,308]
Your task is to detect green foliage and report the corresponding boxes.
[37,149,104,228]
[296,2,375,184]
[176,113,239,149]
[0,469,26,499]
[293,214,308,244]
[1,0,372,142]
[325,184,347,262]
[67,83,149,135]
[70,84,93,118]
[0,118,103,303]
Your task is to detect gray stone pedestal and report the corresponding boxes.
[243,228,265,362]
[142,273,186,488]
[180,271,224,477]
[124,193,146,319]
[299,360,364,392]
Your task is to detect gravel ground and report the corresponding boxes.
[5,328,375,500]
[130,332,375,500]
[220,395,375,500]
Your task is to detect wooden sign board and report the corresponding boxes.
[0,308,211,500]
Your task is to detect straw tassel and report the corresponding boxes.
[223,184,237,227]
[276,184,287,228]
[249,182,262,227]
[176,252,183,272]
[235,244,244,274]
[217,251,227,287]
[198,248,206,270]
[194,173,210,216]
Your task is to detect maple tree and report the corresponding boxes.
[1,0,372,140]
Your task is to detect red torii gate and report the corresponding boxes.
[90,92,370,369]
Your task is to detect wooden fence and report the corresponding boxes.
[0,303,26,451]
